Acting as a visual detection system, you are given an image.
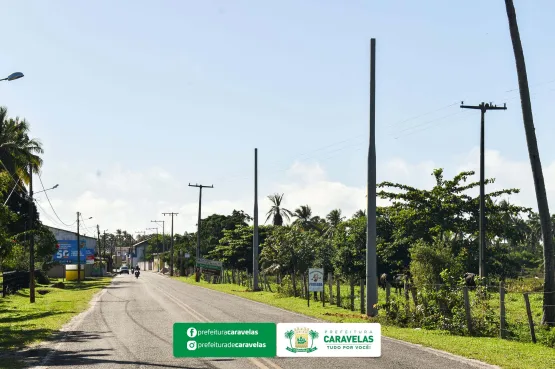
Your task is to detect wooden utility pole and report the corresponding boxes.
[460,102,507,279]
[188,183,213,261]
[504,0,555,326]
[97,225,101,273]
[163,212,178,276]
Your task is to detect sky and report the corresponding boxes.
[1,0,555,238]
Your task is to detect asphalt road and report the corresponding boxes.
[24,272,499,369]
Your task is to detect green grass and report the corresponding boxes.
[236,274,548,345]
[174,275,555,369]
[0,277,112,351]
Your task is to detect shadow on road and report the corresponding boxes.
[17,347,213,368]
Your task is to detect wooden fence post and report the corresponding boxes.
[292,273,297,297]
[350,279,355,311]
[500,282,506,339]
[360,279,365,314]
[336,279,341,307]
[328,273,333,304]
[463,286,472,333]
[386,283,391,312]
[523,293,536,343]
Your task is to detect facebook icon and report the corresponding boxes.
[187,327,197,338]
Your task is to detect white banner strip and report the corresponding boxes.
[276,323,381,357]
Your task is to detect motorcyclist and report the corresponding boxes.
[134,265,140,277]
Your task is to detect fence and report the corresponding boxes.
[218,269,555,348]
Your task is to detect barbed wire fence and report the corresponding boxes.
[217,269,555,347]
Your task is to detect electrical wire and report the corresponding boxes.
[37,172,75,227]
[79,213,93,234]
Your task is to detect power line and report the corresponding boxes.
[80,213,93,234]
[37,172,75,227]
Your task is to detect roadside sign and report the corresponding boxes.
[174,323,276,358]
[53,240,95,264]
[308,268,324,292]
[184,253,190,258]
[196,257,222,271]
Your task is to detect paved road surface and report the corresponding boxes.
[24,272,498,369]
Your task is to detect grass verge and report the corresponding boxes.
[174,275,555,369]
[0,277,112,368]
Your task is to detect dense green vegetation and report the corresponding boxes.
[158,168,555,347]
[0,106,58,272]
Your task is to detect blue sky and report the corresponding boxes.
[1,0,555,235]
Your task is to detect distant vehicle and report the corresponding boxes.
[119,266,130,274]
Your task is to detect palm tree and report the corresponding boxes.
[266,193,293,226]
[293,205,313,229]
[324,209,344,238]
[353,209,366,218]
[505,0,555,326]
[0,107,43,185]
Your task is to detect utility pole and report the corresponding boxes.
[366,38,378,317]
[188,183,213,261]
[77,212,81,283]
[103,230,108,274]
[151,220,165,265]
[28,165,35,303]
[253,148,260,291]
[147,227,159,271]
[460,102,507,280]
[163,212,178,276]
[97,225,101,273]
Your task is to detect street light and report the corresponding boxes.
[77,213,93,282]
[0,72,24,82]
[34,184,59,195]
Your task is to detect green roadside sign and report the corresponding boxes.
[174,323,276,357]
[196,257,222,271]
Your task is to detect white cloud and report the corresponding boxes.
[36,148,555,237]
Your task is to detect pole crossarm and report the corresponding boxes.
[188,183,214,266]
[460,101,507,279]
[162,212,178,276]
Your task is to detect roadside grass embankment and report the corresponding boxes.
[173,275,555,369]
[0,276,112,368]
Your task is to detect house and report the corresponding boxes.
[129,239,154,271]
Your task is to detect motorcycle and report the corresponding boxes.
[135,270,140,279]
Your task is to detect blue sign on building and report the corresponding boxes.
[53,240,95,264]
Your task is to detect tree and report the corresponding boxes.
[198,210,252,258]
[377,169,529,277]
[0,107,43,185]
[265,193,293,226]
[505,0,555,326]
[209,225,271,272]
[333,215,367,281]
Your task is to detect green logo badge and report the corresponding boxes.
[284,327,318,353]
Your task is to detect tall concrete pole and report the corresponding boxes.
[366,38,378,317]
[253,148,260,291]
[29,165,35,303]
